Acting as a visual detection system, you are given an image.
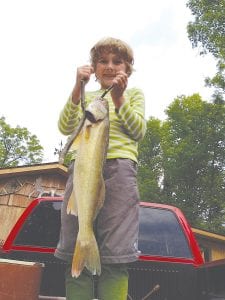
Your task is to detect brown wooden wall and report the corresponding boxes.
[197,236,225,262]
[0,174,66,207]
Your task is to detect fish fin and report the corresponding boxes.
[71,232,101,278]
[58,115,86,163]
[67,190,78,216]
[70,131,82,151]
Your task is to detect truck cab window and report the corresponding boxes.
[138,206,192,259]
[14,201,62,248]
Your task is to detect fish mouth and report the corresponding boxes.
[85,97,108,123]
[85,111,97,123]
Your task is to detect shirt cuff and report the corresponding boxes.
[115,100,129,116]
[68,94,80,112]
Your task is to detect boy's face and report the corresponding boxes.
[95,52,127,89]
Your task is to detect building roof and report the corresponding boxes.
[0,162,68,178]
[192,227,225,244]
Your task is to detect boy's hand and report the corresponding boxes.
[111,71,128,109]
[72,65,94,105]
[76,65,94,83]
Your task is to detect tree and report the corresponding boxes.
[160,94,225,233]
[187,0,225,58]
[205,60,225,103]
[137,117,163,202]
[0,116,44,167]
[136,93,225,233]
[187,0,225,101]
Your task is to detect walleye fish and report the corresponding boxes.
[67,96,109,278]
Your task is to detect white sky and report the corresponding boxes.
[0,0,217,162]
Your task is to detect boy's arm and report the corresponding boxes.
[58,65,94,136]
[58,94,82,135]
[116,88,147,141]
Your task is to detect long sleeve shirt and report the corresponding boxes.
[58,87,146,163]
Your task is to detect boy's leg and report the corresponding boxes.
[97,264,129,300]
[65,266,94,300]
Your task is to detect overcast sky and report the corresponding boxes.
[0,0,217,162]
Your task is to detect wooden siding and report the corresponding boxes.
[0,205,25,247]
[0,174,66,207]
[193,228,225,261]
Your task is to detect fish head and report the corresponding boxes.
[85,97,108,123]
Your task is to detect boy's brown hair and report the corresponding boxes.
[90,37,134,76]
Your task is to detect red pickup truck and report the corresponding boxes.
[1,197,225,299]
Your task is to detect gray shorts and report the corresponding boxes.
[55,158,140,264]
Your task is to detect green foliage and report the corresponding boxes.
[138,95,225,234]
[187,0,225,101]
[187,0,225,58]
[162,94,225,233]
[138,118,163,202]
[185,2,225,232]
[205,59,225,103]
[0,116,43,167]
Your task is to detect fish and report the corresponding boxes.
[67,96,109,278]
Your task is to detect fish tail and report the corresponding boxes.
[71,232,101,278]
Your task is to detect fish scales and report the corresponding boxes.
[67,98,109,278]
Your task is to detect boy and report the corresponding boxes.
[55,37,146,300]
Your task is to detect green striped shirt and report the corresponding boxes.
[58,87,146,162]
